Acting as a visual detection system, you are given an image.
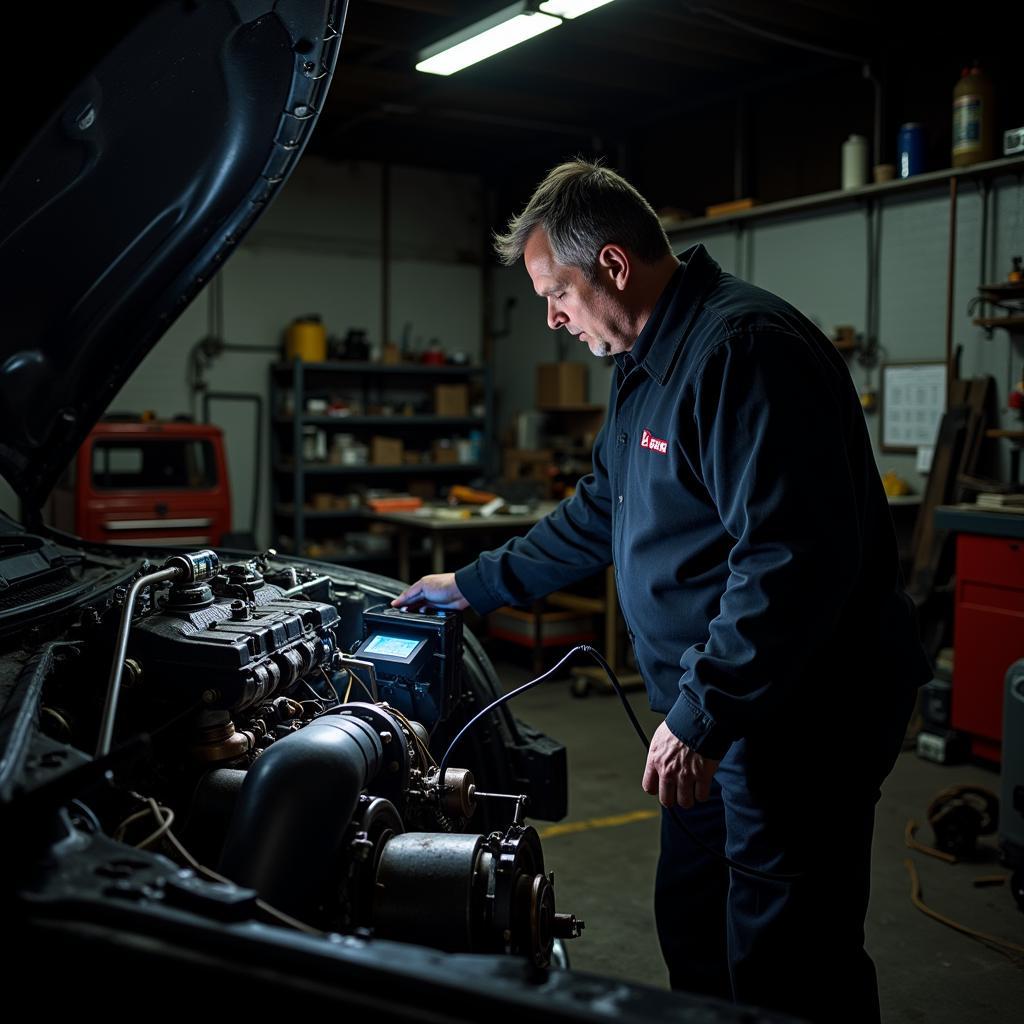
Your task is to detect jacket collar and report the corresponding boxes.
[617,243,722,385]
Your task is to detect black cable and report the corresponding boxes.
[681,3,869,64]
[69,798,103,834]
[440,644,800,883]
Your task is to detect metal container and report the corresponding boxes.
[898,122,925,178]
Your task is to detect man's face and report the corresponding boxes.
[524,228,633,359]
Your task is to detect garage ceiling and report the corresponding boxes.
[312,0,1010,205]
[320,0,882,164]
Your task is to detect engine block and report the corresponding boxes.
[128,578,338,711]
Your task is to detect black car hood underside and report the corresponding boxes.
[0,0,344,512]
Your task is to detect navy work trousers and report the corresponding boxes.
[654,683,916,1022]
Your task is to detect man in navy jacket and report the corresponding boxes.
[394,161,930,1022]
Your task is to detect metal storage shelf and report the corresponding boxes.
[270,359,493,564]
[274,462,483,475]
[271,360,485,377]
[275,415,485,427]
[274,505,363,518]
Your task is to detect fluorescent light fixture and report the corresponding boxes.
[538,0,615,18]
[416,2,562,76]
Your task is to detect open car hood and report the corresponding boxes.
[0,0,343,512]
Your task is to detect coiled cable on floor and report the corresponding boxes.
[903,859,1024,961]
[440,644,801,883]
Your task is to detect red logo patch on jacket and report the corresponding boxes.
[640,428,668,454]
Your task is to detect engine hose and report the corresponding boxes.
[219,714,384,917]
[440,644,800,884]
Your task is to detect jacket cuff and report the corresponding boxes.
[664,693,733,761]
[454,562,505,615]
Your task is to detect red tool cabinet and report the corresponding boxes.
[950,529,1024,763]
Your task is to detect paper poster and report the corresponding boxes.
[881,363,947,451]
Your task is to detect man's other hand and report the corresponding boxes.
[642,721,720,809]
[391,573,469,611]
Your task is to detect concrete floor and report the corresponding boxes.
[486,654,1024,1022]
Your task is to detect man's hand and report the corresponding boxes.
[391,573,469,611]
[642,721,720,809]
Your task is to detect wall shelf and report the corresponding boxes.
[972,315,1024,331]
[661,155,1024,234]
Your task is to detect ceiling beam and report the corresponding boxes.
[493,51,688,96]
[568,26,743,72]
[565,23,772,69]
[328,62,602,123]
[590,8,780,63]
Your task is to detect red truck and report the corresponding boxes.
[50,418,232,547]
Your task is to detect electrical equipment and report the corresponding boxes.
[1000,659,1024,910]
[352,606,463,729]
[927,785,999,858]
[1004,127,1024,156]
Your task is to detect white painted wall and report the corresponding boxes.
[0,158,485,543]
[4,165,1021,532]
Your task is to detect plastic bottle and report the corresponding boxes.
[952,65,995,167]
[841,134,868,190]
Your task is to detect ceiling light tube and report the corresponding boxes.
[538,0,616,18]
[416,2,562,77]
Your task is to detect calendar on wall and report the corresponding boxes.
[880,362,947,452]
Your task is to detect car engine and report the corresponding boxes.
[6,546,579,968]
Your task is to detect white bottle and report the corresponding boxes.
[842,134,868,190]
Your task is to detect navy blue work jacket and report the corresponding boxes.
[456,245,930,758]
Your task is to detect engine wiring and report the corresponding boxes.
[439,644,802,884]
[386,705,438,769]
[111,795,324,938]
[308,668,435,769]
[115,797,175,850]
[318,667,342,705]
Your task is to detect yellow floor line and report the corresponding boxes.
[537,808,659,839]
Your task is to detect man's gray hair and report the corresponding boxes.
[493,159,671,279]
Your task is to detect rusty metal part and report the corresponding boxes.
[428,766,476,819]
[191,712,253,763]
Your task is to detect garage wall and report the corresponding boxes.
[490,174,1024,491]
[0,158,485,542]
[4,168,1020,532]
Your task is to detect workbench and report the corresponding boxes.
[365,503,557,581]
[366,504,643,689]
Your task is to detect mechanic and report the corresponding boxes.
[393,160,931,1022]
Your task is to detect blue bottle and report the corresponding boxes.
[898,123,925,178]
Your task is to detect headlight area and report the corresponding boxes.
[3,549,580,971]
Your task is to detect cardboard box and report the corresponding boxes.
[705,197,757,218]
[503,448,553,482]
[434,383,469,416]
[536,363,586,408]
[370,436,404,465]
[432,440,459,464]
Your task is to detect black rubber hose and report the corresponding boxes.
[219,714,382,918]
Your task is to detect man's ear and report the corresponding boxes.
[597,244,630,291]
